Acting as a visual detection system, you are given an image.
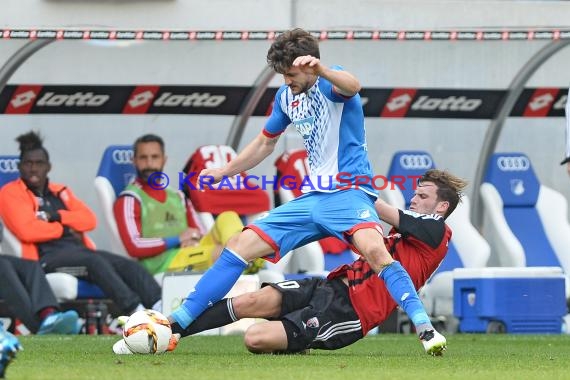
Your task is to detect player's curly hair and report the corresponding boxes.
[16,131,50,161]
[418,169,468,219]
[267,28,320,74]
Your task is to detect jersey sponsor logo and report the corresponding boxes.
[112,149,134,164]
[357,209,371,219]
[0,158,19,173]
[293,117,314,138]
[399,154,433,170]
[496,156,530,171]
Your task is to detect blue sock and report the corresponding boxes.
[379,261,431,328]
[171,248,248,329]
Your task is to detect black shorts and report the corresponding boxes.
[264,277,363,353]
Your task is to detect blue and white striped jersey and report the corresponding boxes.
[264,66,376,196]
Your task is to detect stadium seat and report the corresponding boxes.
[273,149,352,275]
[94,145,136,258]
[0,155,105,302]
[480,153,570,292]
[181,144,270,229]
[382,150,490,323]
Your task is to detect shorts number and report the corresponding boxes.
[277,280,300,289]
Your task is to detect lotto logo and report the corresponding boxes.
[0,158,20,173]
[386,93,413,112]
[112,150,134,164]
[399,154,433,170]
[10,90,37,108]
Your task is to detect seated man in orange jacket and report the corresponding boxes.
[0,131,162,316]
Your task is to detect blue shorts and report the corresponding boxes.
[247,189,381,262]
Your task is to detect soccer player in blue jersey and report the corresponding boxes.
[114,28,446,355]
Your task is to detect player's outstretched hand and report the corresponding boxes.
[199,168,225,186]
[292,55,324,76]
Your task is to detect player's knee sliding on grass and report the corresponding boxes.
[170,196,445,355]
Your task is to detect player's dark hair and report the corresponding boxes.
[16,131,50,161]
[267,28,320,74]
[133,134,165,156]
[418,169,468,219]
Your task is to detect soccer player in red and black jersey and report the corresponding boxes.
[168,169,467,355]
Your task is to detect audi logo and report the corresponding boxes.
[0,158,20,173]
[112,150,134,165]
[496,156,530,172]
[399,154,433,170]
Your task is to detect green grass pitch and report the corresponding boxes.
[7,334,570,380]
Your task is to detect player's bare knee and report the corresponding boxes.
[243,325,268,353]
[232,292,261,315]
[233,287,281,318]
[362,244,394,269]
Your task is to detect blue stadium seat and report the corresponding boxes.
[0,156,19,188]
[383,150,490,321]
[480,153,570,276]
[94,145,136,258]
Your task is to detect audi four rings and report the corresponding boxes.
[111,149,134,164]
[496,156,530,171]
[399,154,433,170]
[0,158,20,173]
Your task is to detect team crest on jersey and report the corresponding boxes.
[357,209,371,219]
[294,117,314,139]
[306,317,320,329]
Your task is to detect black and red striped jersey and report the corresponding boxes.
[328,209,452,334]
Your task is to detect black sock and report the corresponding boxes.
[181,298,238,337]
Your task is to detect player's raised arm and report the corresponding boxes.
[293,55,361,97]
[374,198,401,228]
[199,132,280,184]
